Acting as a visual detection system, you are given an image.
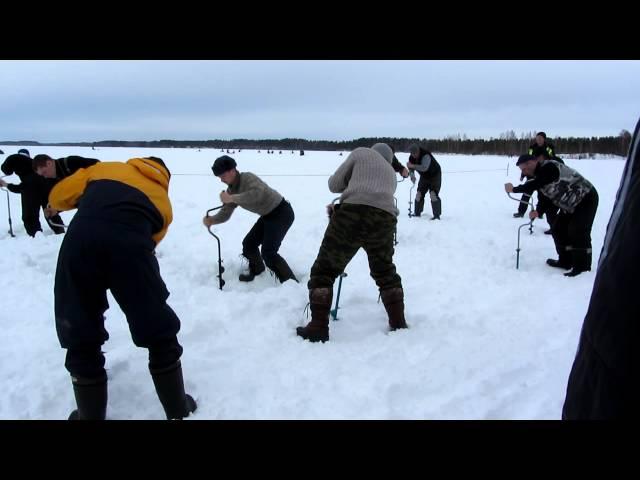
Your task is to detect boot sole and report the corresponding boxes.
[296,327,328,343]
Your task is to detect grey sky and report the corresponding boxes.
[1,60,639,142]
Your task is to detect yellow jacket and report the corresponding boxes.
[49,158,173,244]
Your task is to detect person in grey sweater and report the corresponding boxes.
[202,155,297,284]
[296,143,408,343]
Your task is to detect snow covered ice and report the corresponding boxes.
[0,146,624,419]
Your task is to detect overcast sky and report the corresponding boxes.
[1,60,638,142]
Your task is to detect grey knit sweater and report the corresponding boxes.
[329,147,399,216]
[210,172,283,224]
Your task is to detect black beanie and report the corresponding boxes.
[516,154,536,166]
[536,131,547,139]
[18,148,30,157]
[212,155,237,176]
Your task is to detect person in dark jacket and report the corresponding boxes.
[296,143,407,343]
[505,153,598,277]
[513,154,565,235]
[32,154,101,220]
[0,149,64,236]
[32,153,100,181]
[203,155,297,284]
[49,156,196,420]
[514,132,558,219]
[561,116,640,419]
[406,144,442,219]
[527,131,556,159]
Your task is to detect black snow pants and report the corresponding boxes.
[54,217,183,379]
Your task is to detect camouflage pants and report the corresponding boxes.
[308,203,403,291]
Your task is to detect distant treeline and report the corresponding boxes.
[1,131,633,157]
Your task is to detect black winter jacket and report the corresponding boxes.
[1,153,36,193]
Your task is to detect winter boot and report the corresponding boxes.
[380,287,408,331]
[547,246,572,270]
[513,212,524,218]
[430,196,441,220]
[68,374,108,420]
[414,195,424,217]
[269,257,299,284]
[296,288,332,342]
[239,251,266,282]
[546,258,572,269]
[564,248,592,277]
[150,361,197,420]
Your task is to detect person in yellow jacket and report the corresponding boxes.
[48,156,196,420]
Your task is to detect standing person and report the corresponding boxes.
[505,153,598,277]
[296,143,407,343]
[0,149,64,236]
[406,144,442,219]
[562,116,640,419]
[202,155,298,284]
[527,131,556,159]
[48,156,196,420]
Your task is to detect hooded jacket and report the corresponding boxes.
[49,157,173,244]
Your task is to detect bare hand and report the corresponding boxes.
[44,207,59,218]
[0,179,7,188]
[203,216,214,227]
[326,203,335,216]
[504,183,514,193]
[529,210,539,220]
[220,191,233,204]
[401,168,409,178]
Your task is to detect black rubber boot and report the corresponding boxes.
[564,249,592,277]
[239,251,266,282]
[547,246,572,270]
[268,257,299,284]
[546,258,572,270]
[150,361,197,420]
[296,288,332,342]
[431,197,441,220]
[68,374,108,420]
[414,195,424,217]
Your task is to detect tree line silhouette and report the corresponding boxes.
[1,130,632,157]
